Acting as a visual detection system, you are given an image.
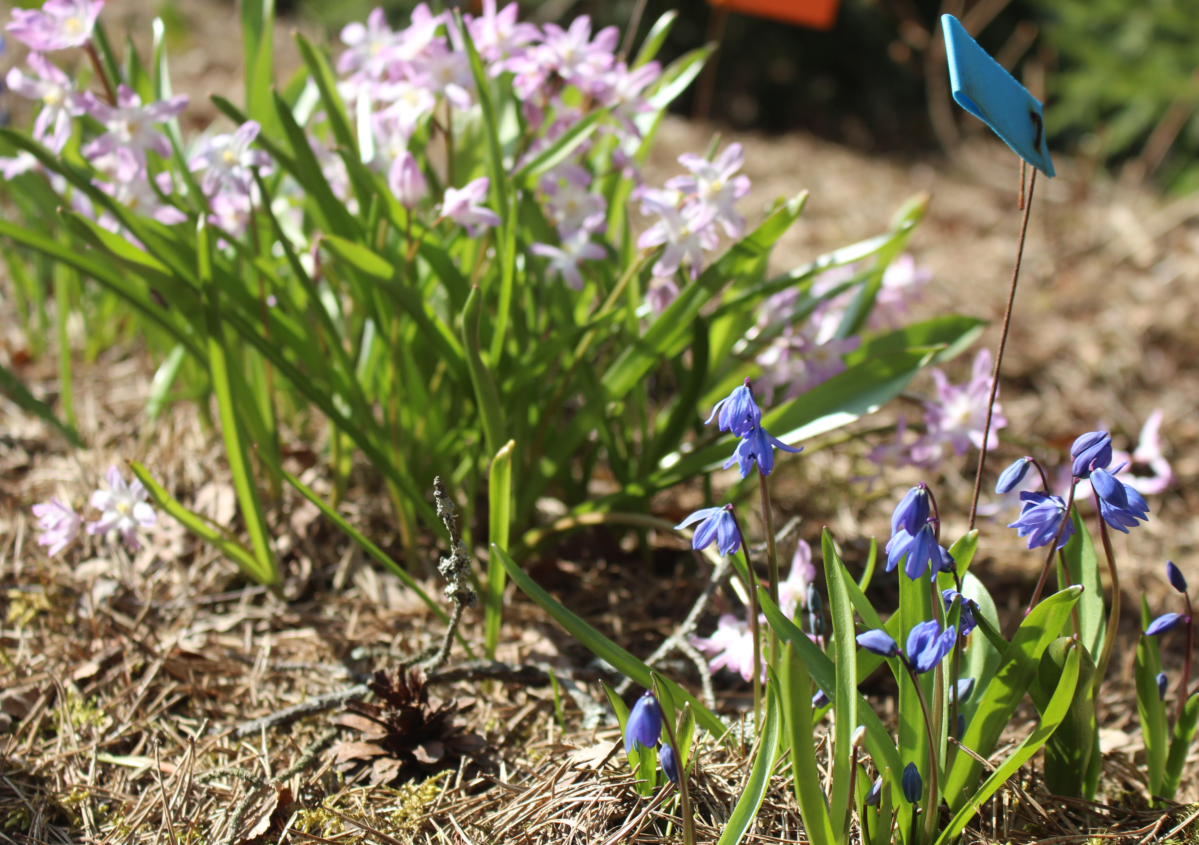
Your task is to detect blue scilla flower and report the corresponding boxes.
[1167,561,1188,594]
[1008,491,1074,550]
[1091,468,1149,534]
[865,777,883,807]
[952,677,976,704]
[724,424,802,479]
[676,505,741,557]
[659,743,679,783]
[625,692,663,752]
[1146,612,1188,637]
[1157,672,1169,701]
[706,379,761,438]
[886,523,947,580]
[996,457,1033,493]
[1070,431,1112,480]
[856,629,900,658]
[812,689,830,708]
[906,619,957,674]
[942,589,978,637]
[892,485,931,536]
[902,762,923,804]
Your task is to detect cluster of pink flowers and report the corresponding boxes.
[691,539,816,682]
[753,254,931,403]
[636,143,752,311]
[33,466,157,557]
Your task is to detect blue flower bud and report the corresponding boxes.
[660,743,679,783]
[995,457,1032,493]
[865,777,883,807]
[902,762,923,804]
[906,620,956,674]
[856,629,900,658]
[812,689,829,708]
[1167,561,1188,594]
[1157,672,1169,701]
[1070,431,1111,479]
[957,713,966,740]
[951,677,976,703]
[706,380,761,438]
[1146,612,1188,637]
[891,485,931,536]
[942,589,977,637]
[806,584,823,615]
[625,692,662,752]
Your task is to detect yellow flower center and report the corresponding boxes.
[64,16,83,33]
[44,87,64,107]
[222,148,237,165]
[116,501,132,516]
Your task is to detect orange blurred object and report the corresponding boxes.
[709,0,840,30]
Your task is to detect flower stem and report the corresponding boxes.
[654,689,695,845]
[1180,596,1194,726]
[758,471,780,666]
[84,41,117,106]
[1025,480,1077,615]
[1091,490,1121,700]
[968,168,1037,530]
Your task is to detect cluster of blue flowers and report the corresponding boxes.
[675,381,801,556]
[999,430,1150,552]
[885,484,954,579]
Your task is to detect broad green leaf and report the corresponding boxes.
[647,44,715,111]
[242,0,276,133]
[716,672,781,845]
[272,90,360,239]
[1163,692,1199,800]
[146,344,188,422]
[130,461,262,578]
[199,220,278,587]
[934,642,1081,845]
[781,641,835,845]
[512,108,608,189]
[676,703,697,773]
[486,440,515,659]
[960,573,1002,727]
[1061,510,1105,661]
[494,544,724,736]
[948,530,980,579]
[1031,638,1097,798]
[943,585,1083,810]
[294,32,356,156]
[823,529,856,843]
[601,680,630,735]
[845,316,986,367]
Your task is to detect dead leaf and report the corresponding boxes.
[412,741,444,765]
[568,740,620,770]
[333,741,388,763]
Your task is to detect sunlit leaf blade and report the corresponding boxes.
[0,362,83,447]
[1061,510,1105,662]
[934,642,1081,845]
[486,440,515,659]
[781,641,836,845]
[1136,608,1167,800]
[823,529,857,842]
[1030,638,1097,798]
[716,672,782,845]
[1163,693,1199,800]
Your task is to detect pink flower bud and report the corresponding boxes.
[389,151,426,209]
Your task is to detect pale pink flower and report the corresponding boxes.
[666,143,752,238]
[87,466,156,550]
[207,190,253,242]
[403,40,473,111]
[188,120,270,195]
[79,85,188,170]
[637,188,717,280]
[691,614,762,683]
[7,0,103,51]
[531,231,604,290]
[440,177,500,235]
[6,52,80,153]
[870,254,930,329]
[465,0,540,64]
[541,164,606,236]
[911,349,1005,467]
[95,154,186,225]
[338,7,400,78]
[594,60,660,135]
[0,151,41,180]
[646,277,679,314]
[778,539,816,620]
[32,497,82,556]
[388,150,426,208]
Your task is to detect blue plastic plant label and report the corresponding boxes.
[941,14,1055,177]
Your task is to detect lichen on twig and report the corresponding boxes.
[424,477,478,672]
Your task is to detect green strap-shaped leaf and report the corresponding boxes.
[494,544,724,736]
[947,530,980,580]
[462,287,506,458]
[1136,612,1167,800]
[1163,692,1199,800]
[0,362,83,447]
[294,32,356,156]
[934,642,1081,845]
[242,0,276,133]
[716,672,782,845]
[759,588,911,840]
[1061,510,1106,662]
[199,220,279,587]
[943,586,1082,809]
[960,573,1002,727]
[485,440,515,659]
[782,642,836,845]
[1030,638,1097,799]
[130,461,263,579]
[633,11,678,67]
[512,108,608,190]
[823,529,857,843]
[844,316,986,368]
